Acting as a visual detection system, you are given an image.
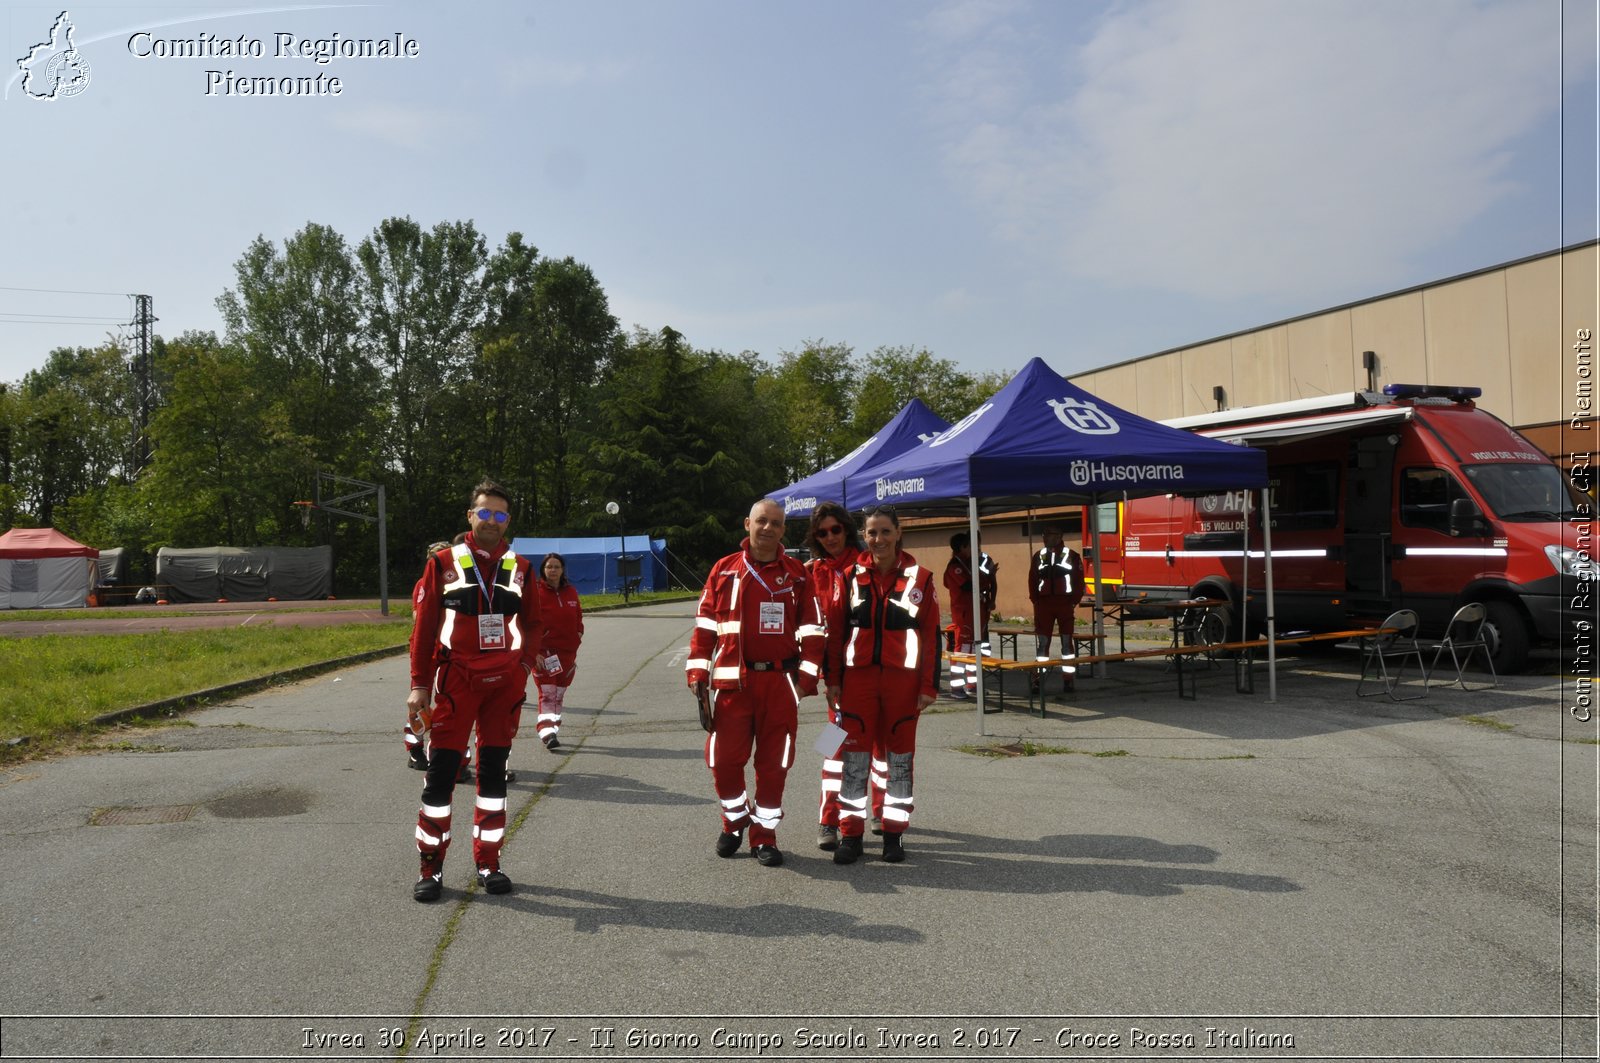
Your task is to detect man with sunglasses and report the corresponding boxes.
[407,480,542,902]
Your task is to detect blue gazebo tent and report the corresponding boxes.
[509,535,666,596]
[771,398,951,517]
[843,357,1274,721]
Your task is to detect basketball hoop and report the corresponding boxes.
[292,500,316,530]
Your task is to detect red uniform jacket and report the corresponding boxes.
[807,550,855,686]
[410,534,542,689]
[686,540,825,695]
[535,580,584,655]
[828,549,943,700]
[943,552,997,632]
[1028,546,1084,604]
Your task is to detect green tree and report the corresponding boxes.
[140,332,310,547]
[9,343,133,530]
[851,344,985,434]
[217,223,380,564]
[356,216,487,557]
[587,328,776,576]
[762,340,860,485]
[477,238,620,530]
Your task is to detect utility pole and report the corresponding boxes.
[129,294,156,474]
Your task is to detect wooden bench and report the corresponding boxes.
[946,628,1385,715]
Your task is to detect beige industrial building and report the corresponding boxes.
[902,239,1600,622]
[1067,239,1599,469]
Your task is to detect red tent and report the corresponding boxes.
[0,528,98,608]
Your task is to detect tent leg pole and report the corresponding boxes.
[1263,486,1277,703]
[969,495,985,736]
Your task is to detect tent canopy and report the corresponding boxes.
[156,546,333,602]
[843,357,1267,513]
[0,527,97,609]
[508,535,666,596]
[772,398,951,517]
[0,527,98,558]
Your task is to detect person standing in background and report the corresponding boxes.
[532,552,583,752]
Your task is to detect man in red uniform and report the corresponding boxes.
[943,531,997,699]
[686,498,826,868]
[407,480,541,902]
[1028,523,1084,694]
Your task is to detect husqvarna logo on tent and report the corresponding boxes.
[1048,397,1119,435]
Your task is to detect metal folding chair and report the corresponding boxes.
[1426,602,1498,691]
[1357,609,1428,701]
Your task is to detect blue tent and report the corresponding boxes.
[842,357,1275,718]
[508,535,666,596]
[772,398,951,517]
[843,357,1267,512]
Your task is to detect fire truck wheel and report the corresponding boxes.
[1480,600,1530,674]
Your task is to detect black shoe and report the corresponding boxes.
[407,749,429,771]
[882,832,906,863]
[869,816,884,836]
[413,874,442,903]
[477,867,512,895]
[543,735,561,751]
[833,834,863,865]
[816,825,839,851]
[753,844,784,867]
[715,829,743,858]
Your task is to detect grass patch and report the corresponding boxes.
[0,623,408,757]
[0,599,416,623]
[1570,737,1600,746]
[1461,714,1514,732]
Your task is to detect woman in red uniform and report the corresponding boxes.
[533,552,583,751]
[827,504,942,865]
[804,501,863,852]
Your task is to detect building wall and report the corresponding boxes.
[1069,242,1600,465]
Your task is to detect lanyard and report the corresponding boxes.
[743,555,793,597]
[470,553,498,612]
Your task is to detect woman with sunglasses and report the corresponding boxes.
[825,504,942,865]
[804,501,866,852]
[532,553,583,751]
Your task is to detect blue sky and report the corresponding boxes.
[1,0,1594,387]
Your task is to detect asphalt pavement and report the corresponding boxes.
[0,602,1595,1063]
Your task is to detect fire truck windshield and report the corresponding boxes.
[1462,463,1586,522]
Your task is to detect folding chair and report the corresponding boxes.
[1356,609,1428,700]
[1426,602,1498,691]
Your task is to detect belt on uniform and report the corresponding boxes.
[746,657,799,672]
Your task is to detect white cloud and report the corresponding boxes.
[924,0,1575,301]
[326,104,475,150]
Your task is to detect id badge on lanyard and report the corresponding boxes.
[478,613,506,651]
[758,600,786,635]
[471,556,507,650]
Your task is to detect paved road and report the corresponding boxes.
[0,602,1594,1062]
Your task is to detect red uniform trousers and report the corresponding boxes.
[835,666,922,838]
[1032,597,1080,675]
[534,649,577,744]
[416,659,525,872]
[817,699,885,828]
[705,671,799,848]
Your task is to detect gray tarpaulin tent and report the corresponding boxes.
[0,527,98,609]
[156,546,334,602]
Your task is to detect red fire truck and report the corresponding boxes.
[1088,384,1593,672]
